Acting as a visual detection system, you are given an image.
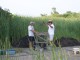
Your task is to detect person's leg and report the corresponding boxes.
[29,37,33,49]
[49,35,54,46]
[32,37,36,50]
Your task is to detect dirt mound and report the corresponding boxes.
[11,36,29,48]
[54,37,80,47]
[11,36,80,48]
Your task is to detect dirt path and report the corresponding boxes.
[0,46,80,60]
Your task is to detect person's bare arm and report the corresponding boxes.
[48,24,53,28]
[49,25,53,28]
[43,21,48,26]
[31,30,38,35]
[31,30,36,33]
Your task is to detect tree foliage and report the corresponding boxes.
[50,7,80,18]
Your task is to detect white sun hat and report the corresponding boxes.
[48,20,52,22]
[30,21,35,24]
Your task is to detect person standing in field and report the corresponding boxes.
[28,21,36,50]
[47,20,55,46]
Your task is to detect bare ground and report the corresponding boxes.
[0,46,80,60]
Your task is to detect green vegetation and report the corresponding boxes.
[0,7,80,50]
[0,7,80,60]
[0,7,12,49]
[10,16,80,41]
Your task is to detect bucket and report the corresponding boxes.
[73,48,80,55]
[6,49,16,55]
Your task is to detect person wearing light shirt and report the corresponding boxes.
[28,21,36,50]
[47,20,55,46]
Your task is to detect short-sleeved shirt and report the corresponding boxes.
[28,25,34,36]
[48,24,55,35]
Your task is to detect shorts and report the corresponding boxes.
[49,35,54,41]
[28,36,36,49]
[28,36,35,42]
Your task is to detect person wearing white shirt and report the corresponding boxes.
[47,20,55,46]
[28,22,36,50]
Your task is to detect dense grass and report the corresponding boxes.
[0,9,80,60]
[9,16,80,41]
[0,8,80,50]
[53,17,80,40]
[0,8,12,49]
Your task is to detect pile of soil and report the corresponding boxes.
[11,36,80,48]
[11,36,29,48]
[54,37,80,47]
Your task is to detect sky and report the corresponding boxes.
[0,0,80,17]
